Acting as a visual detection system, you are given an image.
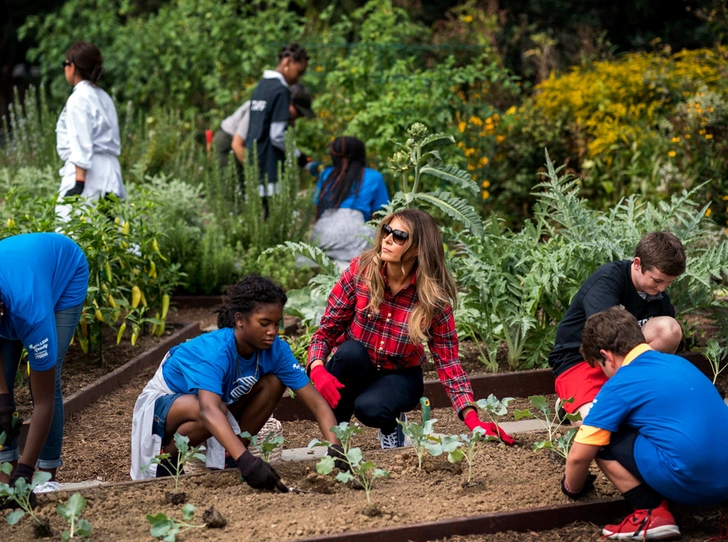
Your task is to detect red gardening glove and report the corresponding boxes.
[310,365,345,409]
[464,410,515,446]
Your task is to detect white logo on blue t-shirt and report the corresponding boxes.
[229,375,259,403]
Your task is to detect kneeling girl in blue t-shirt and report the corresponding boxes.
[131,276,341,490]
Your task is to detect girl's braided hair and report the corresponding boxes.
[215,275,287,329]
[278,42,309,63]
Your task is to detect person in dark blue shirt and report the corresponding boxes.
[311,136,389,268]
[562,307,728,540]
[0,233,88,493]
[131,276,343,489]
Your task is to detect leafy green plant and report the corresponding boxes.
[515,396,582,460]
[448,427,495,484]
[704,338,728,384]
[475,394,514,443]
[144,433,206,494]
[0,463,51,528]
[238,431,285,463]
[57,492,92,541]
[147,504,205,542]
[309,422,389,506]
[397,417,441,469]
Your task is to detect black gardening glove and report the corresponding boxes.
[297,153,310,169]
[327,445,350,472]
[64,180,85,198]
[236,450,288,492]
[0,394,21,450]
[3,464,37,510]
[561,473,597,500]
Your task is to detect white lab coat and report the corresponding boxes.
[55,80,125,219]
[130,354,240,480]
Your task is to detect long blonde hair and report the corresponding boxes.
[358,208,457,343]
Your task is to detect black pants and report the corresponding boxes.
[326,340,424,434]
[597,428,646,483]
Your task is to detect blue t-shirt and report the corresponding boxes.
[314,167,389,220]
[584,350,728,505]
[0,233,89,371]
[162,327,309,404]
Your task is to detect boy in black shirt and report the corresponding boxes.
[548,232,686,423]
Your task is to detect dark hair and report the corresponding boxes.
[215,275,287,328]
[278,43,309,64]
[65,41,104,84]
[316,137,366,219]
[581,307,646,366]
[634,232,686,277]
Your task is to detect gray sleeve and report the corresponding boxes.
[270,121,288,151]
[235,102,250,139]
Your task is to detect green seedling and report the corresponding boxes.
[147,504,205,542]
[475,394,514,443]
[309,422,389,506]
[448,427,495,484]
[143,433,206,494]
[57,492,92,541]
[239,431,285,463]
[0,462,49,525]
[515,396,582,459]
[397,417,441,469]
[704,338,728,385]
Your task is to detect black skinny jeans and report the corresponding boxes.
[326,340,424,434]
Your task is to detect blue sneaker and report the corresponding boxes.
[377,412,407,449]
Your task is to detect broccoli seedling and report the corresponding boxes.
[239,431,285,463]
[704,339,728,385]
[147,504,205,542]
[144,433,206,494]
[515,395,582,459]
[57,492,92,541]
[397,417,441,469]
[309,422,389,506]
[0,462,52,528]
[475,394,514,443]
[447,427,494,484]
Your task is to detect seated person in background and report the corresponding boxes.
[311,136,389,268]
[131,276,341,490]
[562,307,728,540]
[548,232,685,423]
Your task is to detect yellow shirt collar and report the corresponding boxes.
[623,343,652,366]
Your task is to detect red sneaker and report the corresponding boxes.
[602,501,681,540]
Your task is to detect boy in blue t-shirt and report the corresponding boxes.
[131,276,344,490]
[562,307,728,540]
[0,233,89,494]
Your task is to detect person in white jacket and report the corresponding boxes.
[56,41,125,220]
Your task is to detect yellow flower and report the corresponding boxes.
[458,121,466,133]
[671,137,680,143]
[495,135,506,144]
[469,116,483,126]
[722,195,728,201]
[506,106,517,115]
[481,190,490,199]
[462,15,473,23]
[699,129,706,135]
[706,208,712,217]
[482,180,491,188]
[479,156,489,166]
[684,134,691,139]
[668,150,677,157]
[706,133,714,139]
[464,148,476,157]
[467,164,476,171]
[316,66,323,72]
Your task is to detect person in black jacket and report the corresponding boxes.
[245,43,314,216]
[548,232,685,424]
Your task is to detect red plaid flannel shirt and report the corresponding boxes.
[308,258,476,415]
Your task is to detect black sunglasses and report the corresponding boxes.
[62,60,73,68]
[382,223,409,245]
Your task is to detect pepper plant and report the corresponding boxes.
[515,396,582,459]
[309,422,389,506]
[143,433,206,494]
[239,431,285,463]
[147,504,204,542]
[57,492,92,541]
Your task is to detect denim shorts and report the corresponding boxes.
[596,427,645,483]
[152,393,183,444]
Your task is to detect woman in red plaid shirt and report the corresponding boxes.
[307,208,514,448]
